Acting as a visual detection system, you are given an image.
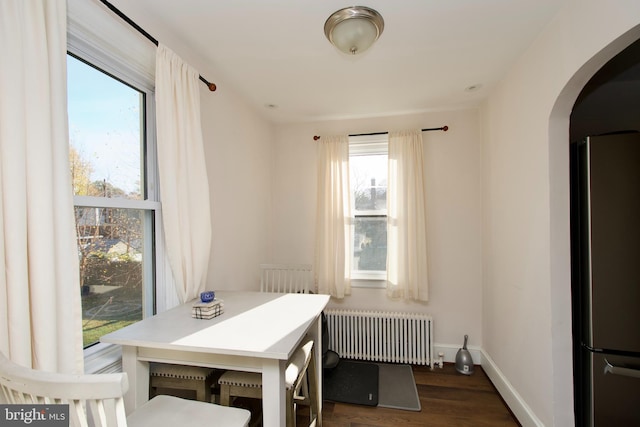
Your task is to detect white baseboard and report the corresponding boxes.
[432,344,543,426]
[479,350,544,427]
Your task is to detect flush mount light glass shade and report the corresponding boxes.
[324,6,384,55]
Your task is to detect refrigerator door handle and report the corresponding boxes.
[604,359,640,379]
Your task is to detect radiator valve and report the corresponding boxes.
[436,352,444,368]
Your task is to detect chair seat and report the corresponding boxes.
[127,394,250,427]
[218,369,301,391]
[219,337,318,427]
[150,363,215,380]
[218,339,309,390]
[149,363,220,403]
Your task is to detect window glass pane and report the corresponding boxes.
[350,154,387,212]
[350,151,388,273]
[354,216,387,271]
[67,55,143,200]
[76,207,145,348]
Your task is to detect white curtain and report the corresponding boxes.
[155,44,212,303]
[315,136,351,298]
[0,0,84,372]
[387,130,429,301]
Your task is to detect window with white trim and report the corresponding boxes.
[350,134,388,281]
[67,53,159,350]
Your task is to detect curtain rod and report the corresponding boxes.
[312,126,448,140]
[99,0,217,92]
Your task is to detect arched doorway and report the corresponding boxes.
[556,33,640,427]
[569,39,640,426]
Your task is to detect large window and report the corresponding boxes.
[350,135,388,280]
[68,54,158,348]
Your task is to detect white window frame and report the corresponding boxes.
[349,134,388,288]
[67,6,172,372]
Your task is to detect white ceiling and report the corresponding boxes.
[107,0,568,124]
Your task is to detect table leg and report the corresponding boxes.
[121,346,149,414]
[310,316,323,427]
[262,358,286,427]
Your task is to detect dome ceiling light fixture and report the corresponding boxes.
[324,6,384,55]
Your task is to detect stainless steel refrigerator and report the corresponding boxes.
[571,133,640,426]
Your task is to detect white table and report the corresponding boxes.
[101,291,329,427]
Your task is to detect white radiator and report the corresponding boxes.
[324,309,433,367]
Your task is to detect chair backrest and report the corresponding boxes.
[260,263,313,294]
[289,337,315,392]
[0,351,129,427]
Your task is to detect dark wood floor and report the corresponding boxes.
[301,363,521,427]
[237,362,515,427]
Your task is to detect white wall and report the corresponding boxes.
[481,0,640,425]
[200,84,275,292]
[272,109,483,349]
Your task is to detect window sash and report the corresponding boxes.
[349,135,388,283]
[74,196,160,210]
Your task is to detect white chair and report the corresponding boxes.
[260,263,313,294]
[260,263,315,402]
[218,336,318,427]
[0,351,251,427]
